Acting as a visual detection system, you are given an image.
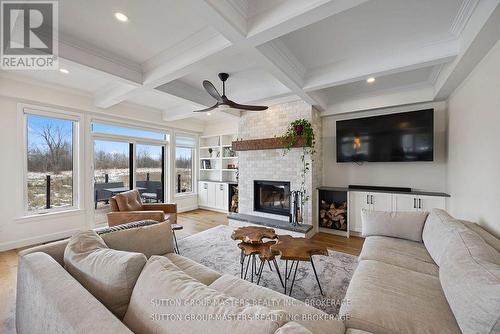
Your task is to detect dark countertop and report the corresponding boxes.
[317,186,450,197]
[227,213,312,233]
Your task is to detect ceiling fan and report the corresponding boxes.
[194,73,268,112]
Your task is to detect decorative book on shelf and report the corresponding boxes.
[232,136,306,151]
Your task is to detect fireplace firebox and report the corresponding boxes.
[254,180,291,216]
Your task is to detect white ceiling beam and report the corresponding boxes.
[322,83,435,116]
[434,0,500,99]
[186,0,328,110]
[246,0,370,46]
[59,39,142,85]
[94,83,142,109]
[303,39,460,92]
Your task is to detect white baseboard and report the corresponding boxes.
[198,205,228,214]
[178,205,199,213]
[0,228,80,252]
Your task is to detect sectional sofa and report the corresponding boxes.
[16,209,500,334]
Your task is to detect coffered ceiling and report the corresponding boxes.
[2,0,499,122]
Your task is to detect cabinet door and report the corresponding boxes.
[418,195,446,212]
[349,192,371,233]
[198,182,208,206]
[207,182,216,208]
[371,192,393,212]
[215,183,225,209]
[222,183,229,211]
[393,194,418,212]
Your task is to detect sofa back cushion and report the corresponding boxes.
[124,256,287,334]
[439,227,500,334]
[64,230,147,318]
[422,209,469,266]
[361,210,429,242]
[114,189,143,212]
[99,221,174,257]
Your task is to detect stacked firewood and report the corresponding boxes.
[319,200,347,231]
[230,186,239,213]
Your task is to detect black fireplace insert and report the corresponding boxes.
[254,180,290,216]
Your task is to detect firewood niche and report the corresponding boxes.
[318,188,348,233]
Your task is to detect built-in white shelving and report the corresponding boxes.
[199,134,238,183]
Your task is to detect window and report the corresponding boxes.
[92,122,167,141]
[25,112,78,213]
[175,135,195,194]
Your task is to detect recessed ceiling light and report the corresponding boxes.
[59,68,69,74]
[366,77,376,83]
[114,12,128,22]
[207,112,212,116]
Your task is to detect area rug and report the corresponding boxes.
[177,225,358,314]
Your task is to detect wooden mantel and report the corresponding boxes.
[232,136,306,151]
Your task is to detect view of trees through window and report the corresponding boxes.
[27,115,74,211]
[176,147,193,193]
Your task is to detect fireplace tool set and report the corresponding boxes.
[289,190,304,226]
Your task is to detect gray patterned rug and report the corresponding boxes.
[177,225,358,314]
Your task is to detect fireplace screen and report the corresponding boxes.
[254,180,290,216]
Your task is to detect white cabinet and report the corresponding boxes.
[349,190,447,234]
[371,193,393,211]
[198,182,209,206]
[393,194,419,212]
[349,192,371,232]
[198,181,230,212]
[393,194,446,212]
[419,195,446,212]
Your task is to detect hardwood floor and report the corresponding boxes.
[0,209,363,334]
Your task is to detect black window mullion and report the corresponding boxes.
[161,146,165,203]
[129,143,134,190]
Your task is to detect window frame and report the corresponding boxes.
[174,133,196,196]
[21,105,82,216]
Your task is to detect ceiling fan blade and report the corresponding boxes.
[203,80,223,102]
[193,103,219,112]
[226,100,268,111]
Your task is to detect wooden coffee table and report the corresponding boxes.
[231,226,283,286]
[271,235,329,296]
[231,226,277,244]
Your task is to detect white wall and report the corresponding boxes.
[203,117,239,136]
[447,40,500,237]
[0,76,202,251]
[322,102,448,192]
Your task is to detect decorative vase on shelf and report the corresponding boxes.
[208,148,213,158]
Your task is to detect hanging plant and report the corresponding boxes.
[282,119,316,203]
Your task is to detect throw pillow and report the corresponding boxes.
[99,221,174,257]
[64,230,147,318]
[361,210,429,242]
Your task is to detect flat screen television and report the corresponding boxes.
[336,109,434,162]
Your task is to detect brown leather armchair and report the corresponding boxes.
[106,189,177,227]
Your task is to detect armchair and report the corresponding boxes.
[106,189,177,227]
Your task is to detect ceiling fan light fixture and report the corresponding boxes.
[193,72,268,113]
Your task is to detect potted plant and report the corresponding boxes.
[282,119,316,203]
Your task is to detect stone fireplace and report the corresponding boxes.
[254,180,290,217]
[235,100,322,230]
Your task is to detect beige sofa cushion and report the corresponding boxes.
[209,274,345,334]
[462,221,500,252]
[361,210,429,242]
[101,221,174,257]
[64,230,147,318]
[339,260,460,334]
[359,236,438,276]
[274,322,313,334]
[124,256,287,334]
[422,209,468,266]
[439,227,500,334]
[164,252,221,285]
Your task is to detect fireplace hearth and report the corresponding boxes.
[254,180,290,216]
